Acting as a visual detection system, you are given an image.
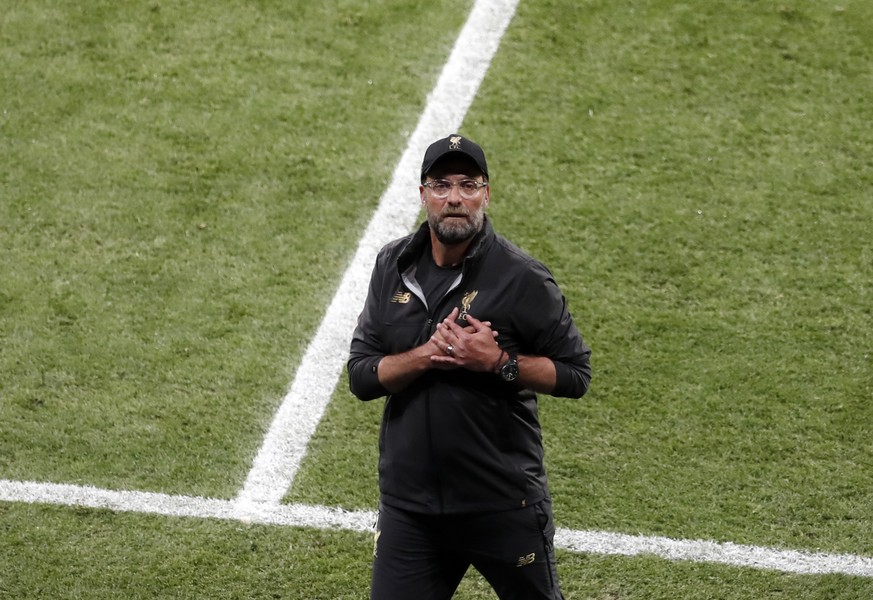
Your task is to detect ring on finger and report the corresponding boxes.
[446,344,454,356]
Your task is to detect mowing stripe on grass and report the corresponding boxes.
[3,479,873,578]
[236,0,521,507]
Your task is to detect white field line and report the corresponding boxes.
[0,480,375,533]
[556,528,873,578]
[235,0,522,507]
[3,479,873,578]
[2,0,873,583]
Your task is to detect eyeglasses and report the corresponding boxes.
[423,179,488,200]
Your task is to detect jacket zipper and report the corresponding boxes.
[402,262,466,514]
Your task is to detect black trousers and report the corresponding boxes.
[370,499,565,600]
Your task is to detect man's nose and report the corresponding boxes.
[447,185,464,202]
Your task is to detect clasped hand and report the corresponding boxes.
[429,307,501,372]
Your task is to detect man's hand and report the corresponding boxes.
[430,307,502,372]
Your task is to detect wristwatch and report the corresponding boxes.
[498,353,519,382]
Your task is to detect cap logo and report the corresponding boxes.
[449,136,462,150]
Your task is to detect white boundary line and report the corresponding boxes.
[1,480,376,534]
[556,528,873,578]
[3,0,873,582]
[3,479,873,578]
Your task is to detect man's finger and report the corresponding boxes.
[462,314,497,340]
[441,315,464,336]
[464,314,481,327]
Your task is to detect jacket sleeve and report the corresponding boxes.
[347,255,391,401]
[516,264,591,399]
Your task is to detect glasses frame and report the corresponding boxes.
[423,178,489,200]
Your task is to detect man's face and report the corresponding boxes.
[420,156,490,246]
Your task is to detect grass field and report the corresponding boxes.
[2,0,872,598]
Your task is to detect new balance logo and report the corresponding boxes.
[515,552,536,567]
[391,291,411,303]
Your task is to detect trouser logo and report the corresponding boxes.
[515,552,536,567]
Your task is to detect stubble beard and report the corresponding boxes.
[428,207,485,245]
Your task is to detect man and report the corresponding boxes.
[348,134,591,600]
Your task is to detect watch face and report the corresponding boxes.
[501,359,519,382]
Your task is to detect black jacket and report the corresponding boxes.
[348,217,591,514]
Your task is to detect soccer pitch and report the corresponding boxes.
[2,0,872,598]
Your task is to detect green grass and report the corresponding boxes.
[0,503,372,599]
[0,0,467,496]
[478,0,873,557]
[3,0,873,598]
[2,503,872,599]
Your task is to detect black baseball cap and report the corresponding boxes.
[420,134,489,181]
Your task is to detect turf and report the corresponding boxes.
[0,0,467,497]
[2,0,872,598]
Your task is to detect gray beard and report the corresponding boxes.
[429,211,484,245]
